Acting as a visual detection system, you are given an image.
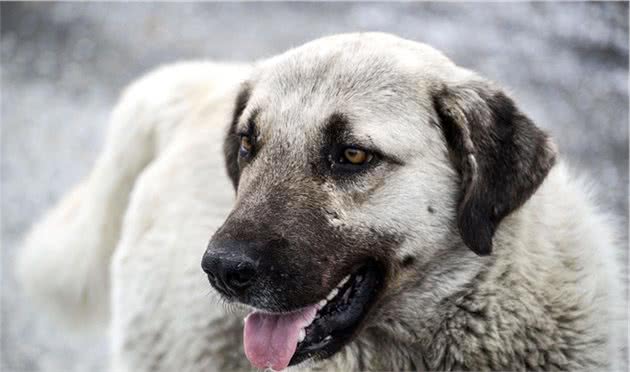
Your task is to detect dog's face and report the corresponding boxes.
[202,33,556,370]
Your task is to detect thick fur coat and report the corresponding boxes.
[17,33,624,371]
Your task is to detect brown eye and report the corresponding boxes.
[343,148,372,165]
[240,135,253,152]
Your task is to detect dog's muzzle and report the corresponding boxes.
[202,234,385,371]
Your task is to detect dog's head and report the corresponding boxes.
[202,33,556,370]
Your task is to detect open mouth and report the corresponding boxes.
[242,262,383,371]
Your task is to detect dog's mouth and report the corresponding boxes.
[242,262,383,371]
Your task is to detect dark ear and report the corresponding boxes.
[433,81,557,256]
[224,83,251,190]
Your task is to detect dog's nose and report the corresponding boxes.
[202,250,257,296]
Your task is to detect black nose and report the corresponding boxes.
[201,249,257,296]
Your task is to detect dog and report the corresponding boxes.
[17,33,624,371]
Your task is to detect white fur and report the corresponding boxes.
[16,61,249,332]
[16,33,625,371]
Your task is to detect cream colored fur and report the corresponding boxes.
[16,33,625,371]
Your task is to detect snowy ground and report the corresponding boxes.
[1,3,627,371]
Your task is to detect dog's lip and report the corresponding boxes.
[237,271,356,317]
[241,272,354,340]
[288,261,384,367]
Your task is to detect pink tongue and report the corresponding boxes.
[243,305,318,371]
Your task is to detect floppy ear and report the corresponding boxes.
[223,83,251,190]
[432,80,557,256]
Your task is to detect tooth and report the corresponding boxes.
[298,329,306,343]
[317,299,327,309]
[337,275,350,288]
[326,288,339,301]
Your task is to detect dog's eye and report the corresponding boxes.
[341,148,373,165]
[327,145,379,176]
[239,135,254,157]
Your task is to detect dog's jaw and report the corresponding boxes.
[239,262,384,370]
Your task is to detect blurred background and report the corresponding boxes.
[1,2,627,371]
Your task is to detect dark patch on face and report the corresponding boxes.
[432,82,557,255]
[240,108,260,138]
[315,112,365,179]
[314,112,402,192]
[427,205,435,214]
[235,109,260,165]
[401,255,416,268]
[205,184,401,311]
[224,82,251,190]
[322,112,351,145]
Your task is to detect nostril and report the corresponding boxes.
[203,247,258,295]
[226,264,256,289]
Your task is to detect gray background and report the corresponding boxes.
[1,3,628,371]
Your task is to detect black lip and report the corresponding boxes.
[288,262,383,367]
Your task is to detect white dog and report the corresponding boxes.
[17,33,624,371]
